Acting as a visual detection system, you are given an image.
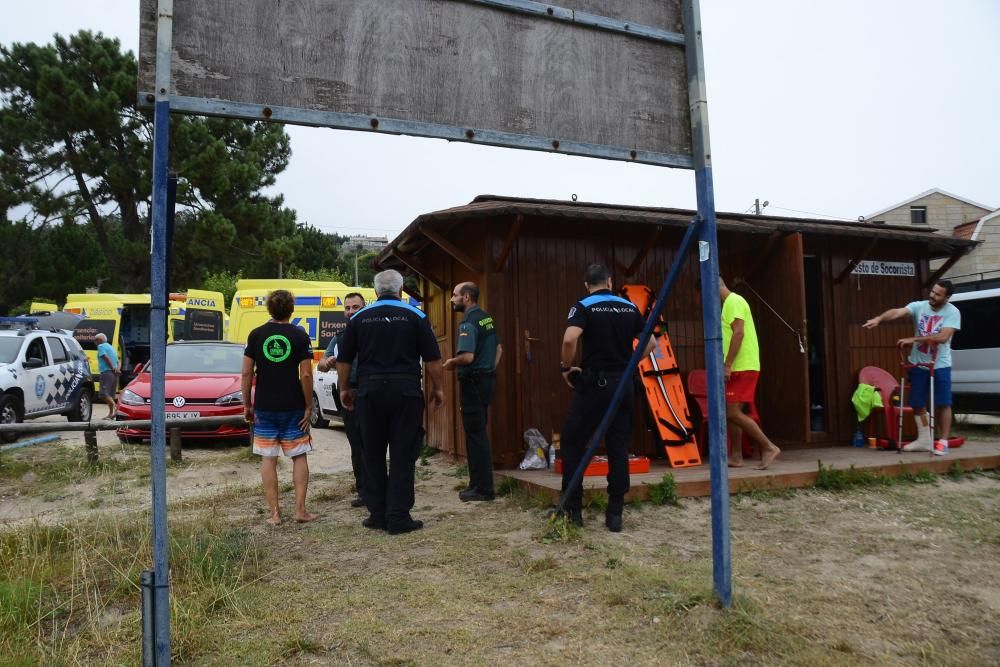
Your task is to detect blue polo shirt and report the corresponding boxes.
[96,342,118,373]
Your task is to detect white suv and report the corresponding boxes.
[311,366,342,428]
[0,319,95,442]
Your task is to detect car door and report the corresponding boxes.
[20,335,53,416]
[44,336,76,412]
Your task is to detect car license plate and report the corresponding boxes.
[166,411,200,420]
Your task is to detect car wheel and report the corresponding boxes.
[310,393,328,429]
[0,394,24,444]
[67,388,93,423]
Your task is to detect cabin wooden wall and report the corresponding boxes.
[414,214,933,467]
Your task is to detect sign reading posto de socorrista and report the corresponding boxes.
[851,261,916,277]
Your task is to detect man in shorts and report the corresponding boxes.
[94,333,120,419]
[863,280,961,454]
[719,277,781,469]
[242,289,317,525]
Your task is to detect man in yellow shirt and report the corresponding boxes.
[720,278,780,469]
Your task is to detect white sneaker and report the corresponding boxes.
[932,439,949,456]
[902,438,932,452]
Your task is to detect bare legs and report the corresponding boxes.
[292,454,317,522]
[725,403,781,470]
[261,457,281,524]
[260,454,317,525]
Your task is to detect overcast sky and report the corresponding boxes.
[4,1,998,239]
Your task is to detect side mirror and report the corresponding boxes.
[23,357,44,369]
[133,362,144,375]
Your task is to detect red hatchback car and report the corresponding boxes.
[116,341,251,444]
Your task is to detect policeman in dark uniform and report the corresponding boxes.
[559,264,655,532]
[337,270,445,535]
[318,292,366,508]
[443,282,503,502]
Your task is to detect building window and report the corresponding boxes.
[871,220,886,225]
[910,206,927,225]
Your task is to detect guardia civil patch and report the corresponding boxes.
[263,334,292,362]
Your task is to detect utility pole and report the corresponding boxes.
[353,244,363,285]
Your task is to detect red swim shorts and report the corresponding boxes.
[725,370,759,404]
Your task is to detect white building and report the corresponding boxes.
[868,188,998,290]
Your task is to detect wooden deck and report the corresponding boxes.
[496,440,1000,501]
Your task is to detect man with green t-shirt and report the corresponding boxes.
[720,277,781,469]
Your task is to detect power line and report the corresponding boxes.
[766,204,856,222]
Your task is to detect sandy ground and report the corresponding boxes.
[3,418,1000,664]
[0,415,354,527]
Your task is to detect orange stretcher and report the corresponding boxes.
[621,284,702,468]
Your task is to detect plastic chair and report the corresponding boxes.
[687,369,760,459]
[688,369,709,453]
[858,366,912,446]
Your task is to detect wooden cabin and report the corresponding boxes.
[373,196,975,467]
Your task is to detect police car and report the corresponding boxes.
[0,318,94,442]
[311,366,343,428]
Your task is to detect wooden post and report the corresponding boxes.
[85,430,99,463]
[169,428,182,462]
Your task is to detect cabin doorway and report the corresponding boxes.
[804,255,828,433]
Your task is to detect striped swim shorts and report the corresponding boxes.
[252,410,313,458]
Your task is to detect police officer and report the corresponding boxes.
[443,282,503,502]
[318,292,367,507]
[559,264,654,532]
[337,270,444,535]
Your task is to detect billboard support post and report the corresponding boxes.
[683,0,732,608]
[149,0,174,663]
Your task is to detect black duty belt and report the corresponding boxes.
[359,373,420,382]
[459,370,496,382]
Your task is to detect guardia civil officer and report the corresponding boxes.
[336,270,445,535]
[443,282,503,502]
[559,264,654,532]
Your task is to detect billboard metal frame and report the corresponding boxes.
[142,1,731,661]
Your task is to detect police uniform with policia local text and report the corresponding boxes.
[335,295,441,531]
[456,304,500,497]
[560,290,645,519]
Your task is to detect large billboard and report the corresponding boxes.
[138,0,691,167]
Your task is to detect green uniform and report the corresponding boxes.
[456,305,499,495]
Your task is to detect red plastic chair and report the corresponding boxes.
[687,369,759,459]
[858,366,912,446]
[688,369,709,452]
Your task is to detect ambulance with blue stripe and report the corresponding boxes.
[228,279,377,356]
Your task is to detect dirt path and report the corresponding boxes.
[0,417,354,527]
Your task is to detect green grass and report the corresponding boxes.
[0,512,262,664]
[419,443,439,466]
[647,473,681,506]
[814,460,938,491]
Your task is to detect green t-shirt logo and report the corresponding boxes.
[263,334,292,362]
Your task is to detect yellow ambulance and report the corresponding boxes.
[228,279,377,357]
[64,289,226,387]
[29,301,60,314]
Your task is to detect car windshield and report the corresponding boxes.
[0,337,23,364]
[148,344,245,374]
